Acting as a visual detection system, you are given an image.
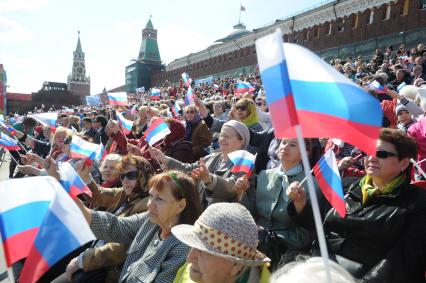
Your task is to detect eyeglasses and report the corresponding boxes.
[235,105,247,111]
[376,150,398,159]
[185,110,195,114]
[256,102,265,106]
[120,171,138,181]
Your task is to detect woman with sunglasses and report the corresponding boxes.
[72,170,202,283]
[287,128,426,282]
[233,98,263,132]
[54,154,156,283]
[183,105,212,160]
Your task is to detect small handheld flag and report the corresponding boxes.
[0,121,17,136]
[116,112,134,135]
[0,176,95,283]
[235,81,255,95]
[368,80,389,94]
[144,118,171,146]
[86,96,101,106]
[228,150,256,176]
[58,162,92,198]
[94,143,107,163]
[150,88,161,100]
[313,150,346,218]
[30,112,58,132]
[70,135,99,160]
[184,88,195,106]
[181,72,192,88]
[0,132,21,151]
[108,92,128,106]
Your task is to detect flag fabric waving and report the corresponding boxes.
[172,100,182,117]
[228,150,256,176]
[150,88,161,100]
[116,111,134,135]
[0,121,17,136]
[58,162,92,198]
[0,132,21,151]
[313,150,346,217]
[30,112,58,132]
[181,72,192,88]
[184,87,195,106]
[397,82,407,93]
[255,33,382,155]
[235,81,255,95]
[108,92,128,106]
[0,176,95,283]
[70,135,98,160]
[94,142,107,163]
[144,118,171,146]
[368,80,389,94]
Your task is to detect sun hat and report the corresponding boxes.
[171,203,270,266]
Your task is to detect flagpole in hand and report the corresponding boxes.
[255,28,332,283]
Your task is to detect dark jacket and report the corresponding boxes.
[288,179,426,282]
[95,127,108,146]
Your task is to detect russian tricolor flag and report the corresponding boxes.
[172,100,182,117]
[151,88,161,100]
[70,135,99,160]
[116,111,134,135]
[185,87,195,106]
[144,118,171,146]
[0,132,21,151]
[313,150,346,217]
[228,150,256,177]
[0,121,17,136]
[368,80,389,94]
[31,112,58,132]
[58,162,92,198]
[235,81,255,95]
[108,92,128,106]
[0,176,95,283]
[181,72,192,88]
[255,30,382,155]
[94,142,107,163]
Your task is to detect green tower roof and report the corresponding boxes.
[76,31,83,53]
[145,18,154,29]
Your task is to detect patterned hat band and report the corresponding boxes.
[194,221,258,261]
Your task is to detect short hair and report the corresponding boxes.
[94,115,108,128]
[271,257,356,283]
[379,128,417,161]
[82,117,92,123]
[148,170,202,225]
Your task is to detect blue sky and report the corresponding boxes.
[1,0,320,94]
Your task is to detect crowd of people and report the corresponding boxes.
[1,42,426,283]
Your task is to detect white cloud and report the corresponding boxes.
[0,0,48,12]
[0,16,33,43]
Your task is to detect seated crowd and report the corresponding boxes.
[2,42,426,283]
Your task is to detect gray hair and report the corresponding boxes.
[271,257,356,283]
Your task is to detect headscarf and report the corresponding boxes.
[184,110,202,141]
[239,100,260,127]
[222,120,250,148]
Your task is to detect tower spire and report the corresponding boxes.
[76,30,83,53]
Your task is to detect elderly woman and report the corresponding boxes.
[98,154,122,188]
[183,105,212,160]
[74,170,202,282]
[150,120,252,208]
[287,128,426,282]
[53,154,155,283]
[172,203,271,283]
[236,138,315,269]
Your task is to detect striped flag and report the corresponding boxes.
[172,100,182,117]
[0,132,21,151]
[94,143,107,163]
[368,80,389,94]
[0,176,95,283]
[30,112,58,132]
[397,82,407,93]
[235,81,255,95]
[181,72,192,88]
[144,118,171,146]
[184,88,195,106]
[70,135,98,160]
[313,149,346,217]
[0,121,17,136]
[150,88,161,100]
[108,92,128,106]
[116,112,134,135]
[228,150,256,176]
[58,162,92,198]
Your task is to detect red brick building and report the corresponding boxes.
[151,0,426,86]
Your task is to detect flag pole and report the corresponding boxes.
[274,28,332,283]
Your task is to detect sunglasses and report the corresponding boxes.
[236,105,247,111]
[120,171,138,181]
[185,110,195,114]
[376,150,398,159]
[256,102,265,106]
